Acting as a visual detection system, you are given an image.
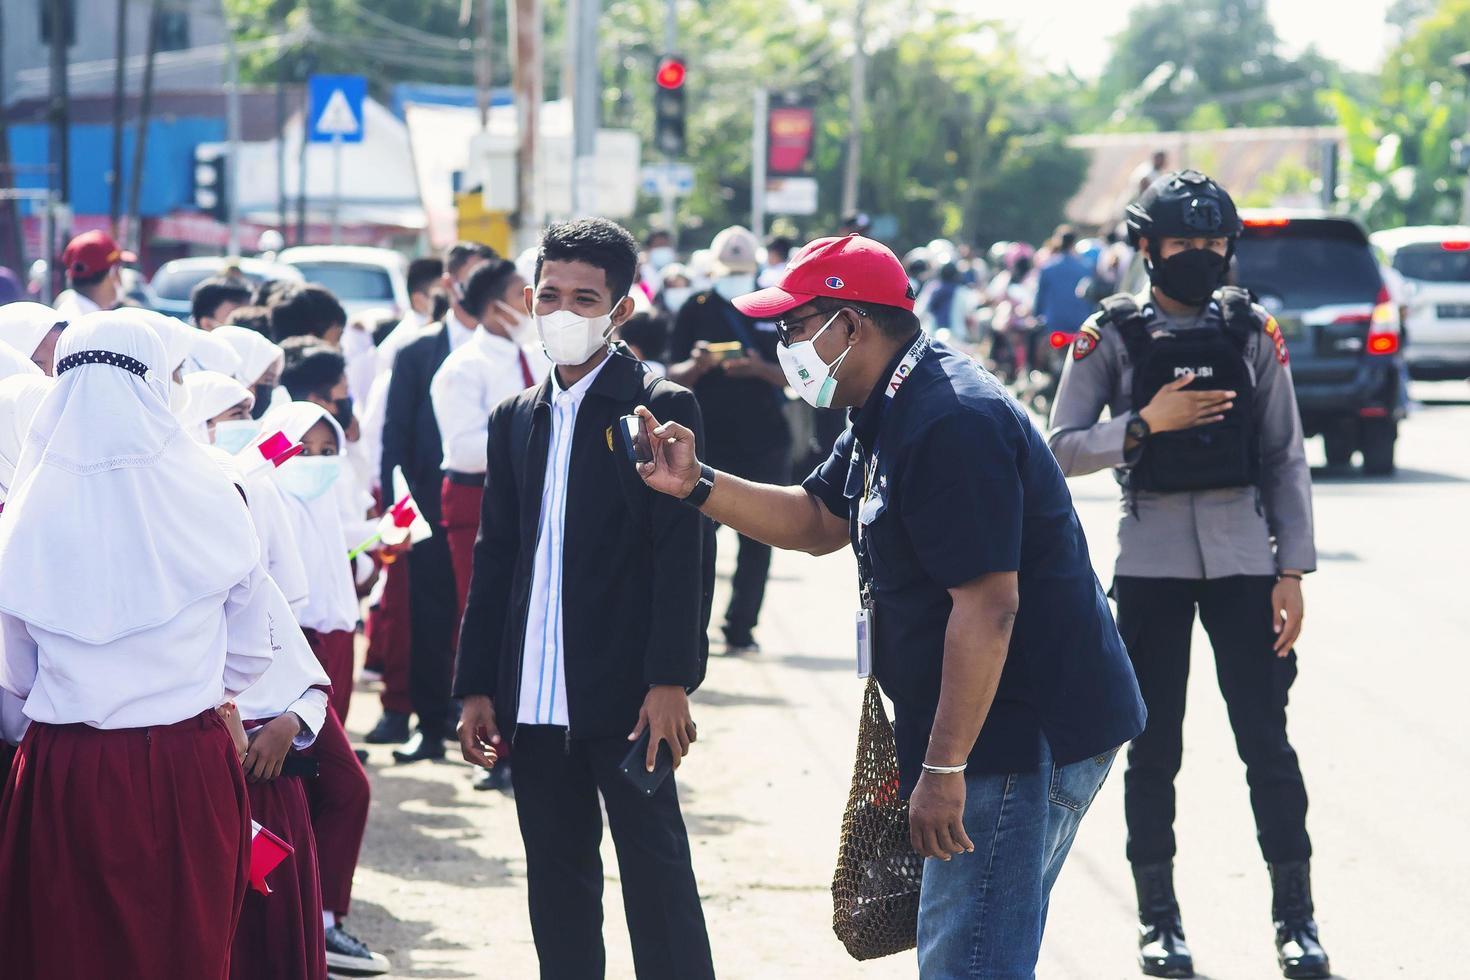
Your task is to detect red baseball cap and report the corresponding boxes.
[61,230,136,279]
[732,234,915,319]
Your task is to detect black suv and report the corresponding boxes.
[1127,211,1408,474]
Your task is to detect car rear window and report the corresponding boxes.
[1236,224,1382,309]
[289,263,394,301]
[151,266,268,300]
[1390,244,1470,283]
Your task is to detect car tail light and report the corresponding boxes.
[1366,285,1400,355]
[1442,241,1470,251]
[1244,217,1291,228]
[1049,331,1074,349]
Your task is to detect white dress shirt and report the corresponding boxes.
[517,353,611,727]
[373,309,431,381]
[445,308,477,353]
[431,328,551,474]
[0,562,279,730]
[52,289,101,322]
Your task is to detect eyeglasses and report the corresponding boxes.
[774,306,865,346]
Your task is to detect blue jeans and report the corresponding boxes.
[916,739,1117,979]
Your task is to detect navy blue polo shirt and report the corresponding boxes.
[803,336,1145,796]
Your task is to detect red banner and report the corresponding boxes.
[768,105,815,176]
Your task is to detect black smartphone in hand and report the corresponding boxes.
[619,414,653,465]
[619,728,674,796]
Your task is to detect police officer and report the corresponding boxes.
[1048,170,1328,980]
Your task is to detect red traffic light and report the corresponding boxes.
[656,57,686,90]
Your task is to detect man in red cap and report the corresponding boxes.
[634,234,1146,976]
[54,230,135,321]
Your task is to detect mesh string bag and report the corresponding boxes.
[830,676,923,960]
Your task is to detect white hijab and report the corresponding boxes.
[188,330,244,379]
[0,341,41,383]
[0,375,53,503]
[213,325,284,387]
[0,311,259,643]
[0,302,65,363]
[255,401,358,632]
[179,370,253,435]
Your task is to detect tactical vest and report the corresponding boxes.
[1099,287,1261,494]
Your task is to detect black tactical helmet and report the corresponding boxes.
[1125,170,1242,253]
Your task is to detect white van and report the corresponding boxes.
[1371,226,1470,381]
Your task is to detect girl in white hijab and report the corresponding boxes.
[213,323,286,419]
[0,310,284,977]
[180,369,256,448]
[0,375,51,757]
[0,302,66,375]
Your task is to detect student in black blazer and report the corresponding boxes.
[455,219,715,980]
[379,241,496,760]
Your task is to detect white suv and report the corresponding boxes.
[1371,226,1470,381]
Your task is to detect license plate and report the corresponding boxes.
[1436,304,1470,319]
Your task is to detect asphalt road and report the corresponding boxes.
[344,381,1470,979]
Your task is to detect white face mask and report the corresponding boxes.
[776,312,852,409]
[648,247,676,271]
[495,300,537,345]
[535,308,614,366]
[713,274,756,301]
[212,418,262,456]
[276,454,341,501]
[661,286,694,314]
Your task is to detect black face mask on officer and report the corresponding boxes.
[1149,247,1228,307]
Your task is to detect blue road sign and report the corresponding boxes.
[308,75,366,144]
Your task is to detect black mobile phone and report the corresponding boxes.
[619,728,675,796]
[619,413,653,465]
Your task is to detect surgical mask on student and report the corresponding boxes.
[212,418,262,456]
[661,287,693,314]
[276,455,341,501]
[332,395,354,431]
[776,312,852,409]
[648,247,676,271]
[712,275,756,302]
[495,300,537,345]
[535,308,613,365]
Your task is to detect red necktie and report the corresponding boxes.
[518,349,536,387]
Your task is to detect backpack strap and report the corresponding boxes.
[1215,285,1258,354]
[1097,292,1152,364]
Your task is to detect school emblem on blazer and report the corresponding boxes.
[605,425,615,451]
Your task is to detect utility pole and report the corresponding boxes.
[126,0,162,255]
[48,0,72,277]
[109,0,129,235]
[223,0,242,256]
[1455,53,1470,225]
[0,2,26,273]
[474,0,493,130]
[659,0,677,235]
[570,0,600,218]
[840,0,868,219]
[751,88,767,239]
[277,60,287,235]
[511,0,544,250]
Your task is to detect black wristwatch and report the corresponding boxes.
[682,464,716,508]
[1126,415,1151,443]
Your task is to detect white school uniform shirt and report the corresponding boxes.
[372,309,432,382]
[0,563,279,729]
[517,353,611,727]
[52,290,100,322]
[234,570,329,749]
[430,328,550,474]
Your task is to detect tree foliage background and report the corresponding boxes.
[223,0,1470,250]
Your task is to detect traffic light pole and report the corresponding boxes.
[751,87,767,239]
[660,0,677,235]
[224,10,242,256]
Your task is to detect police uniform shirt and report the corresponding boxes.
[1046,292,1316,579]
[803,337,1145,795]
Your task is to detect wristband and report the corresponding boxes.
[682,464,715,508]
[922,761,968,775]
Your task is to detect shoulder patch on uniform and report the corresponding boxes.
[1072,332,1098,361]
[1263,316,1289,365]
[1080,322,1101,340]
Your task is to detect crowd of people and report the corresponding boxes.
[0,167,1330,980]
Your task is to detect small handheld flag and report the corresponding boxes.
[240,430,303,475]
[249,820,295,895]
[348,466,434,559]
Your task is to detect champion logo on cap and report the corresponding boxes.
[825,276,845,289]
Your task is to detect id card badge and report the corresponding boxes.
[855,607,873,678]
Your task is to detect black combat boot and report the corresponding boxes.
[1132,862,1195,978]
[1270,861,1331,979]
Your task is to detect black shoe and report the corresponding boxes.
[324,924,390,975]
[723,632,761,655]
[1270,861,1331,979]
[391,730,445,764]
[473,763,513,792]
[353,749,368,764]
[362,710,411,745]
[1133,862,1194,978]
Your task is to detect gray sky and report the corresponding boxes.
[1004,0,1396,78]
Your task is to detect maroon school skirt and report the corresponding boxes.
[0,709,251,979]
[230,774,327,980]
[304,628,356,724]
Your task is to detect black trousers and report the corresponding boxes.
[511,727,715,980]
[406,488,457,740]
[715,443,789,644]
[1114,575,1312,865]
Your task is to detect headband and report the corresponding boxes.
[55,349,150,379]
